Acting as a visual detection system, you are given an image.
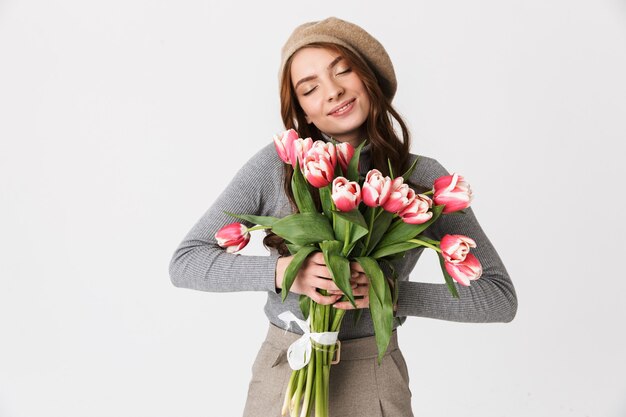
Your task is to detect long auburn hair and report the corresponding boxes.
[263,42,421,255]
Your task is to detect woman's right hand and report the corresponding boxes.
[275,251,357,305]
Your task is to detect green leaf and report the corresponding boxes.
[387,158,394,179]
[354,257,385,305]
[375,205,445,249]
[369,279,393,364]
[332,209,368,243]
[291,157,316,213]
[286,243,303,255]
[223,212,279,227]
[370,241,425,259]
[272,212,334,246]
[352,239,365,254]
[299,294,310,320]
[281,246,319,302]
[332,208,368,230]
[346,139,367,182]
[319,185,334,223]
[437,252,460,298]
[333,212,349,244]
[320,241,355,308]
[328,254,355,308]
[319,240,343,255]
[379,259,400,308]
[352,308,363,326]
[365,210,394,255]
[400,156,419,182]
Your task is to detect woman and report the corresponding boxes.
[169,17,517,417]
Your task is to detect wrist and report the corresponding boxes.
[275,256,285,293]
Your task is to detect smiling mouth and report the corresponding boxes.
[329,99,355,116]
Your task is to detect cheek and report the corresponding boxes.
[299,99,321,119]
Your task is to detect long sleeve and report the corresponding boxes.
[168,143,284,293]
[394,157,518,323]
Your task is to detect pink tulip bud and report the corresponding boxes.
[440,234,482,286]
[302,152,335,188]
[214,222,251,253]
[362,169,390,207]
[444,253,483,286]
[433,173,473,214]
[335,142,355,174]
[293,137,313,170]
[273,129,299,166]
[440,234,476,262]
[381,177,415,214]
[331,177,362,212]
[308,140,337,169]
[398,194,433,224]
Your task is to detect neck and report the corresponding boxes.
[320,132,364,148]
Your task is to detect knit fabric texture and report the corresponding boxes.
[169,140,518,340]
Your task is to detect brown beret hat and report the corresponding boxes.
[279,17,397,101]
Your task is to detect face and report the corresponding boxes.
[290,47,371,147]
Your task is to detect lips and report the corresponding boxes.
[328,99,356,116]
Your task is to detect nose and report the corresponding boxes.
[327,80,344,102]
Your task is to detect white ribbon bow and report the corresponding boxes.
[278,311,339,370]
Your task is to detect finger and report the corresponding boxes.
[349,262,365,274]
[311,251,326,265]
[333,295,369,310]
[310,290,342,305]
[350,285,369,297]
[350,275,370,285]
[312,277,341,292]
[328,282,358,295]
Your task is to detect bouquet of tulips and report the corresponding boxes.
[214,129,482,417]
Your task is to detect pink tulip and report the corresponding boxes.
[440,234,476,262]
[398,194,433,224]
[362,169,390,207]
[302,152,335,188]
[444,253,483,286]
[214,222,251,253]
[331,177,361,211]
[433,173,473,214]
[293,137,313,170]
[273,129,299,166]
[381,177,415,213]
[307,140,337,169]
[440,234,482,286]
[335,142,355,174]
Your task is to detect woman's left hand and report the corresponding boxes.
[330,262,370,310]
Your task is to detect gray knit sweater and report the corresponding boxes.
[169,139,517,339]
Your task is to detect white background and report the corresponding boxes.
[1,1,625,416]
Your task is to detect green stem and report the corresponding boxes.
[360,207,377,257]
[315,347,324,417]
[407,238,441,252]
[422,189,434,196]
[291,368,306,417]
[282,370,298,416]
[330,304,346,332]
[247,225,271,232]
[341,222,351,257]
[418,236,440,245]
[300,354,316,417]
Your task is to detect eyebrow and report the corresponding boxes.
[294,56,344,90]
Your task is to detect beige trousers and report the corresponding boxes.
[242,323,414,417]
